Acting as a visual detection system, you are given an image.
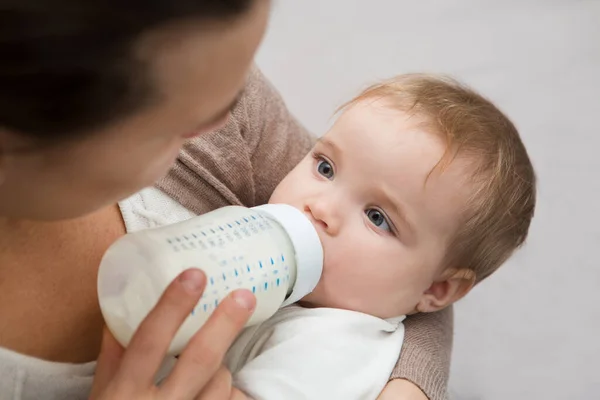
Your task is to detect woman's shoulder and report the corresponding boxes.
[155,66,315,215]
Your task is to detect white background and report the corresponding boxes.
[256,1,600,399]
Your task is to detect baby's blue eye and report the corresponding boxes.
[366,209,391,232]
[317,159,334,180]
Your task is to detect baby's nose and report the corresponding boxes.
[304,201,340,236]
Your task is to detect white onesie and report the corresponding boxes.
[224,305,405,400]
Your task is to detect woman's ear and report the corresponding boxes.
[415,268,475,313]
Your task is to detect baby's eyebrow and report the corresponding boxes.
[315,137,342,158]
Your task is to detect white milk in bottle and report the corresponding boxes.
[97,204,323,355]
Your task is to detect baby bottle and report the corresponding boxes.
[97,204,323,355]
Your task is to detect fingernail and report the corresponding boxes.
[233,290,256,311]
[179,268,205,291]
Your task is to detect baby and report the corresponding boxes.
[224,74,536,399]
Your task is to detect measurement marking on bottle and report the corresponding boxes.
[210,277,214,285]
[276,278,280,286]
[259,261,263,269]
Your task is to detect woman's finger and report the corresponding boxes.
[193,366,233,400]
[89,327,126,400]
[160,289,255,398]
[116,268,207,391]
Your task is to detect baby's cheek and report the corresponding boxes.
[319,258,359,306]
[268,184,285,204]
[268,173,298,204]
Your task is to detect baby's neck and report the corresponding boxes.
[296,300,407,321]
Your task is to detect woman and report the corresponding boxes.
[0,1,451,399]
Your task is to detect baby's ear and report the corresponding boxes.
[415,268,475,313]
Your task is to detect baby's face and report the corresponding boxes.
[270,99,473,318]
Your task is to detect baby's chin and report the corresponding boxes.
[296,299,318,309]
[297,285,341,310]
[297,290,322,308]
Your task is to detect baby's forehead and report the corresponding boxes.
[327,99,478,180]
[338,97,428,124]
[336,98,451,147]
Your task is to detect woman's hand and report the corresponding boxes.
[377,379,428,400]
[90,268,255,400]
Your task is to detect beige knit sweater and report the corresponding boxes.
[156,66,453,400]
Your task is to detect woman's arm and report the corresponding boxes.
[236,65,316,206]
[383,307,454,400]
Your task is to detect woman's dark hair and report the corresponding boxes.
[0,0,255,141]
